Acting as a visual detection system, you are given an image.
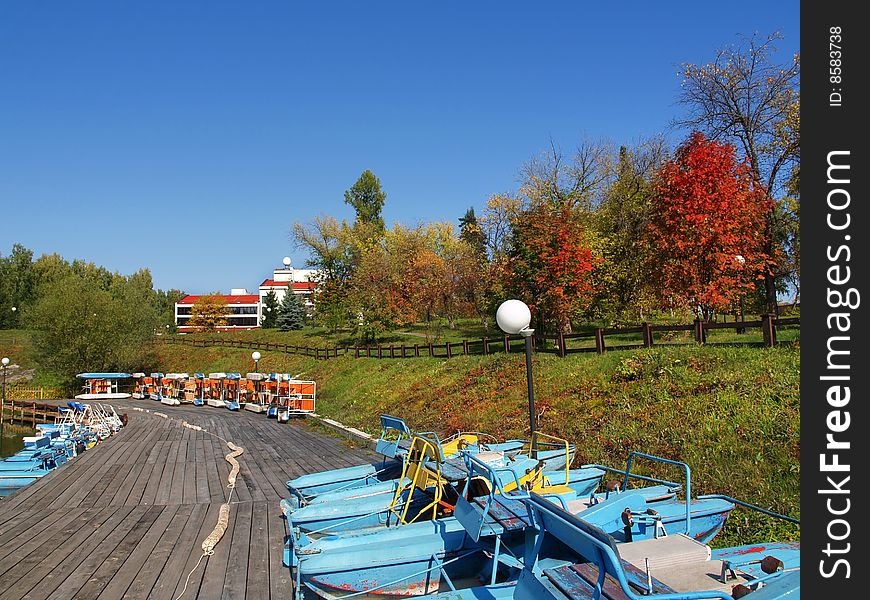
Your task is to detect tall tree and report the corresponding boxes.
[260,289,279,328]
[509,203,598,333]
[593,139,667,323]
[458,207,486,257]
[675,32,799,312]
[187,294,229,331]
[0,244,35,328]
[344,170,386,233]
[292,215,356,332]
[647,132,774,321]
[276,291,306,331]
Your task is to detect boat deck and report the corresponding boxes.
[0,399,376,599]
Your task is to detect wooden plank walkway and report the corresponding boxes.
[0,399,377,599]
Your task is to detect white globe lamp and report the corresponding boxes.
[282,256,292,267]
[496,300,532,335]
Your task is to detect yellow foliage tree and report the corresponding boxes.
[187,293,229,331]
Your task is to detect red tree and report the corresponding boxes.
[648,132,774,320]
[511,204,598,333]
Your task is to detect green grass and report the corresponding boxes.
[157,338,800,547]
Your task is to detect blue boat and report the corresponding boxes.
[507,492,799,600]
[285,415,414,503]
[285,417,577,510]
[149,372,165,401]
[286,452,734,598]
[0,435,73,495]
[194,373,206,406]
[283,430,591,533]
[226,373,242,410]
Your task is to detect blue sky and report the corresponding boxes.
[0,1,799,294]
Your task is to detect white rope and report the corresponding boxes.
[173,552,206,600]
[147,410,244,599]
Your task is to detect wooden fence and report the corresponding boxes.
[1,385,64,401]
[0,400,60,427]
[169,315,798,361]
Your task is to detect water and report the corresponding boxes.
[1,422,36,459]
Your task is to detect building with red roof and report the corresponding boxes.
[174,258,319,331]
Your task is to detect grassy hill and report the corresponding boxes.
[157,335,800,546]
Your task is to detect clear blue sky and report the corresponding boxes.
[0,1,799,294]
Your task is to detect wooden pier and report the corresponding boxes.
[0,399,376,599]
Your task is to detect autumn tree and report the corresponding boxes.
[593,139,668,323]
[675,32,799,312]
[509,203,598,334]
[187,294,229,331]
[458,207,486,257]
[647,132,774,321]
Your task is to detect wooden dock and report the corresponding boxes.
[0,399,377,599]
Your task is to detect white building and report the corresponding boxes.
[174,258,319,331]
[259,257,317,310]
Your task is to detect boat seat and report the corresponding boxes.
[473,493,533,532]
[618,534,711,572]
[618,535,745,594]
[543,559,677,599]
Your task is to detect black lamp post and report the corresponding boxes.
[496,300,537,457]
[1,357,9,426]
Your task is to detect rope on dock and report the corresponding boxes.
[147,413,246,600]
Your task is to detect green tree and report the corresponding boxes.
[29,275,158,388]
[187,294,229,331]
[593,140,666,323]
[276,291,306,331]
[0,244,35,328]
[292,215,356,332]
[344,170,386,232]
[261,289,279,328]
[155,288,186,332]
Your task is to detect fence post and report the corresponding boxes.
[595,329,605,354]
[482,338,488,355]
[389,346,395,358]
[428,342,434,357]
[762,313,777,347]
[642,322,654,347]
[414,344,420,357]
[694,319,707,344]
[377,345,382,359]
[446,342,452,359]
[463,340,469,356]
[558,332,566,358]
[504,335,510,353]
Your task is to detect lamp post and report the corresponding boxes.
[496,300,537,456]
[735,255,746,333]
[252,351,261,372]
[1,357,9,427]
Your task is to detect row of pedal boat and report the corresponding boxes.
[130,371,316,419]
[280,416,799,599]
[0,401,125,496]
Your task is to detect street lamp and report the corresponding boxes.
[252,351,261,372]
[2,357,9,422]
[496,300,537,456]
[735,255,746,332]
